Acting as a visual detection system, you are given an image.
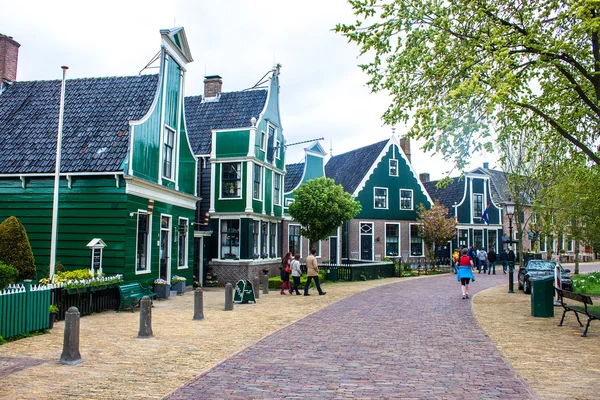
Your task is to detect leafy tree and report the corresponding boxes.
[289,177,361,248]
[417,201,457,266]
[0,216,36,281]
[336,1,600,168]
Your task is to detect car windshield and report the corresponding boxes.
[527,261,557,271]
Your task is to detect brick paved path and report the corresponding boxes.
[168,272,537,399]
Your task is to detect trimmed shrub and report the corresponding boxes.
[0,261,19,290]
[0,216,36,281]
[268,269,328,289]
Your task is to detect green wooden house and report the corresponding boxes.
[0,28,198,285]
[184,65,285,283]
[325,135,433,262]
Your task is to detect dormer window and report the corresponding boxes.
[389,159,398,176]
[473,193,483,218]
[163,126,176,180]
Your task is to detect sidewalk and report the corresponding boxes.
[1,264,598,399]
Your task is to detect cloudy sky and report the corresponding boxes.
[2,0,495,180]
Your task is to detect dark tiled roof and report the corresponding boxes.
[325,139,388,194]
[0,75,158,174]
[471,167,509,204]
[423,178,466,217]
[184,89,268,155]
[284,162,304,193]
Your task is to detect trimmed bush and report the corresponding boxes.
[268,270,328,289]
[0,216,36,281]
[0,261,19,290]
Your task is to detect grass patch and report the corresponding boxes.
[572,271,600,296]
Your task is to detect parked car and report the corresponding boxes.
[518,260,572,294]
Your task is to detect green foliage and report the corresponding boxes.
[336,1,600,168]
[268,269,328,289]
[0,216,36,281]
[49,304,59,313]
[572,272,600,296]
[55,261,65,273]
[53,269,93,283]
[417,201,456,264]
[289,177,361,245]
[0,261,19,290]
[171,275,186,284]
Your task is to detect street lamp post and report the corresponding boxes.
[504,199,516,293]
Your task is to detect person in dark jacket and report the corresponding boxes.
[487,249,497,275]
[499,248,509,274]
[280,252,292,295]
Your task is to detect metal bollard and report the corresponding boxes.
[59,306,83,365]
[224,282,234,311]
[193,287,205,320]
[253,276,260,299]
[137,296,154,338]
[263,273,269,295]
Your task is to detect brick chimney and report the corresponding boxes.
[483,162,489,169]
[203,75,222,98]
[0,34,20,83]
[419,173,430,183]
[399,136,411,163]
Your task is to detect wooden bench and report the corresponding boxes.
[555,288,600,337]
[118,282,157,312]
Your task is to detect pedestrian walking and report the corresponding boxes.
[470,245,479,272]
[290,253,302,295]
[487,248,497,275]
[303,248,326,296]
[280,252,292,295]
[478,248,488,273]
[456,248,475,299]
[499,248,509,274]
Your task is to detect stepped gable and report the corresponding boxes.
[284,162,304,193]
[0,74,159,174]
[184,89,268,155]
[324,139,388,194]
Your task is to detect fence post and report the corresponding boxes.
[193,287,204,320]
[59,306,83,365]
[137,296,153,338]
[253,276,260,299]
[224,282,233,311]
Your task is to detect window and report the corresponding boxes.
[568,237,573,252]
[409,224,423,256]
[473,230,483,249]
[253,221,260,257]
[273,173,281,205]
[136,211,150,272]
[400,189,413,210]
[221,220,240,259]
[288,224,301,256]
[261,221,268,257]
[276,140,281,159]
[253,164,262,200]
[374,187,388,209]
[473,193,483,218]
[389,159,398,176]
[385,223,400,256]
[270,222,277,257]
[222,163,242,198]
[177,218,188,268]
[540,236,547,252]
[163,127,175,180]
[458,229,468,247]
[260,131,266,150]
[285,198,295,208]
[488,230,497,253]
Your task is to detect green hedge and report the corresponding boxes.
[0,261,19,290]
[268,270,327,289]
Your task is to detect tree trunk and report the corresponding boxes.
[575,238,580,275]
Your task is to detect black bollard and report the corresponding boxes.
[59,306,83,365]
[193,287,205,320]
[253,276,260,299]
[137,296,153,338]
[224,282,234,311]
[262,273,269,295]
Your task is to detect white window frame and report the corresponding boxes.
[409,223,424,257]
[374,187,388,209]
[400,189,413,210]
[160,214,173,282]
[177,217,189,269]
[220,219,241,259]
[135,210,152,275]
[260,130,266,151]
[220,162,242,199]
[253,163,262,200]
[315,240,322,258]
[389,159,398,177]
[276,140,281,159]
[162,125,176,181]
[384,222,400,257]
[540,236,547,252]
[473,193,484,219]
[273,173,281,205]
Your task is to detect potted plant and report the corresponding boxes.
[49,304,59,329]
[154,278,170,299]
[171,275,186,295]
[252,252,260,260]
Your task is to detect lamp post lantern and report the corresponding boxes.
[504,199,516,293]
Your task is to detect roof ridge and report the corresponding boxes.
[12,74,158,85]
[329,138,388,159]
[186,87,267,100]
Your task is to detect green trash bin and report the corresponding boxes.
[530,276,554,318]
[327,266,338,282]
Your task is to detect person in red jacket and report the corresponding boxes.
[456,248,475,299]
